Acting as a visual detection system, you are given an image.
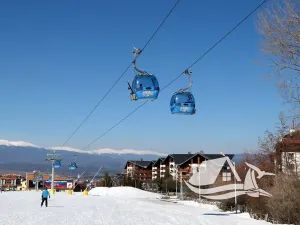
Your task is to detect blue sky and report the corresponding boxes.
[0,0,289,154]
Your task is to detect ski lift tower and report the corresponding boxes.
[33,170,41,191]
[46,153,62,194]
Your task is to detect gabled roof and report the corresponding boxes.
[164,154,194,165]
[153,157,165,166]
[162,153,235,166]
[204,154,234,160]
[124,160,153,169]
[188,157,241,186]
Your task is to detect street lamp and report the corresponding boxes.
[175,165,180,198]
[220,152,237,214]
[198,160,207,202]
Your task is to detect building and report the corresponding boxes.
[124,153,235,183]
[124,160,154,181]
[0,174,24,191]
[161,153,235,181]
[276,128,300,176]
[25,172,74,190]
[152,157,165,180]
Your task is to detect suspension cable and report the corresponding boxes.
[60,0,183,148]
[82,0,268,150]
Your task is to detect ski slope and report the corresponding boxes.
[0,187,272,225]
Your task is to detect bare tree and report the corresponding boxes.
[258,112,290,154]
[257,0,300,111]
[267,173,300,225]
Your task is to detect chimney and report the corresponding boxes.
[290,120,295,136]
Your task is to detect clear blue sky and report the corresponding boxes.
[0,0,289,154]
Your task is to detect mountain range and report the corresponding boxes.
[0,140,244,178]
[0,140,167,177]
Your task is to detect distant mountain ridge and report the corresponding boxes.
[0,140,167,177]
[0,140,167,156]
[0,140,244,177]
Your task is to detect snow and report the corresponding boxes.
[0,140,40,148]
[0,139,167,156]
[89,187,161,199]
[178,200,219,210]
[0,187,273,225]
[48,146,167,156]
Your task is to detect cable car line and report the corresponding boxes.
[59,0,182,148]
[81,0,267,150]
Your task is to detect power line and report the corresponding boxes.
[60,0,182,148]
[82,0,268,150]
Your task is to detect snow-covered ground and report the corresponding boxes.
[0,187,272,225]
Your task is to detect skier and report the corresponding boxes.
[41,187,50,207]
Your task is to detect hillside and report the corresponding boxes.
[0,143,165,177]
[0,140,244,177]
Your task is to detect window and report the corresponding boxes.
[288,153,294,160]
[222,172,231,181]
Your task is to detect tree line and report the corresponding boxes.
[216,1,300,224]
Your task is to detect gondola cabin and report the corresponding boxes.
[131,75,159,100]
[68,162,77,170]
[53,160,61,168]
[170,92,196,115]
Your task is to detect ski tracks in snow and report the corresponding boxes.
[0,192,271,225]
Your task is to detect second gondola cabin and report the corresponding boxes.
[68,162,78,170]
[170,91,196,115]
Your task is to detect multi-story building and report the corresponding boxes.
[124,160,154,181]
[0,174,24,190]
[124,153,236,184]
[161,153,234,181]
[25,172,74,190]
[152,157,165,180]
[276,128,300,176]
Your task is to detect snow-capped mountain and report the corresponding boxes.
[0,140,167,176]
[0,140,167,156]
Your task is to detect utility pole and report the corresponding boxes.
[175,166,178,198]
[180,171,183,199]
[33,170,41,191]
[221,152,237,214]
[198,165,201,202]
[198,160,207,202]
[46,153,61,194]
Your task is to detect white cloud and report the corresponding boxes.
[0,140,167,156]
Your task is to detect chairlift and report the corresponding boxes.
[170,68,196,115]
[128,48,159,101]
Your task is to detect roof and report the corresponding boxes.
[162,153,235,165]
[124,160,153,169]
[204,154,234,160]
[153,158,165,166]
[169,154,195,165]
[188,157,241,186]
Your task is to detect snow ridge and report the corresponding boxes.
[0,140,167,156]
[0,140,40,148]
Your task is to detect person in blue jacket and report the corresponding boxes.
[41,187,50,207]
